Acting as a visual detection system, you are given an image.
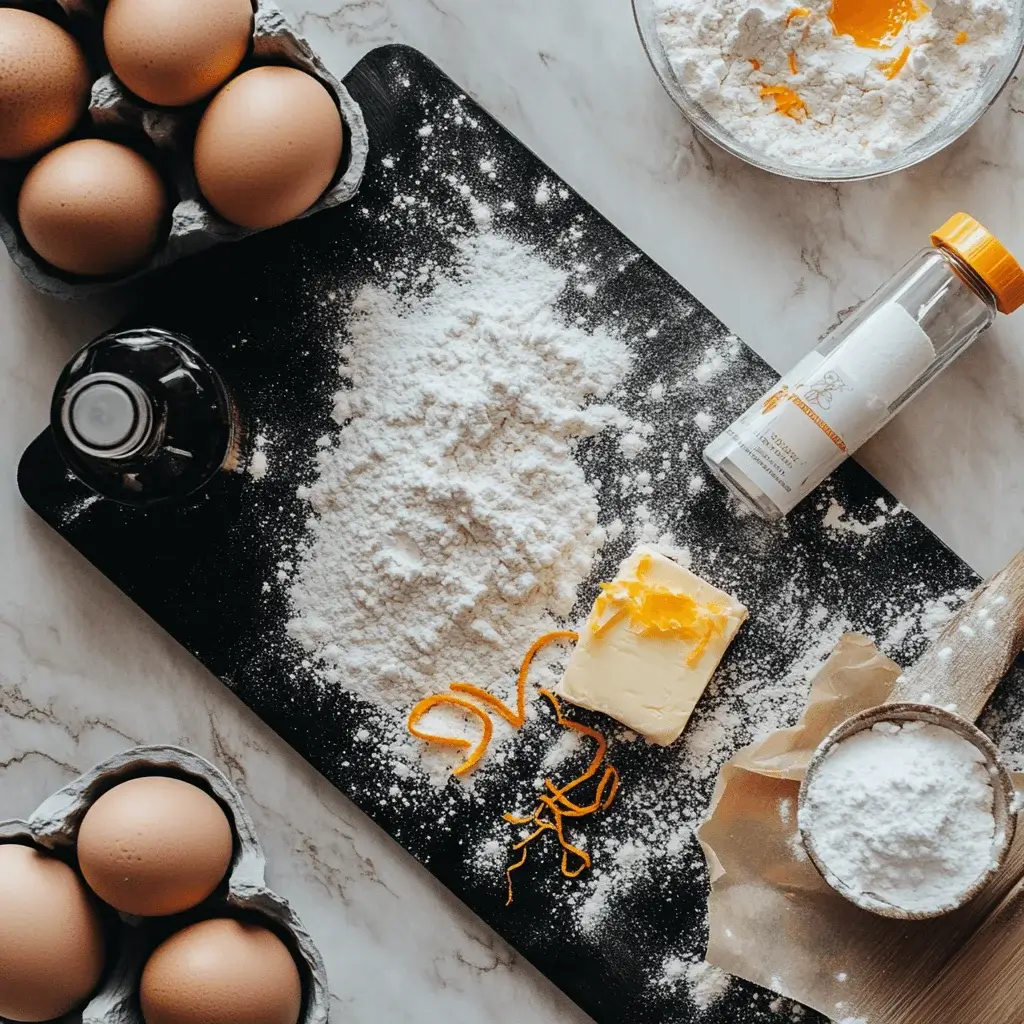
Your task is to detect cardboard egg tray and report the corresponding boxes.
[0,745,329,1024]
[0,0,369,298]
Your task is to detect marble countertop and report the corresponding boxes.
[3,2,1024,1021]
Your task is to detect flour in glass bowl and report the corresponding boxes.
[651,0,1014,170]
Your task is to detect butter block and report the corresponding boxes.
[556,546,747,745]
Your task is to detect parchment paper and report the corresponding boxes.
[698,633,1024,1024]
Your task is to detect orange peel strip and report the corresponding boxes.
[407,694,493,777]
[538,688,608,789]
[506,846,529,906]
[449,630,579,729]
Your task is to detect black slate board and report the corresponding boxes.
[17,45,1024,1024]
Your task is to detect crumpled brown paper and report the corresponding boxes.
[697,633,1024,1024]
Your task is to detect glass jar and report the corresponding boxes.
[51,327,243,507]
[704,213,1024,521]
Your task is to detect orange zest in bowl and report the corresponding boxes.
[760,84,809,120]
[879,44,912,78]
[786,6,812,22]
[749,57,762,70]
[829,0,927,48]
[954,30,969,42]
[789,50,799,74]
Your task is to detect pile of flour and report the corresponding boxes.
[286,229,633,713]
[800,720,996,913]
[653,0,1013,169]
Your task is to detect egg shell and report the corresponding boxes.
[17,138,168,276]
[0,745,328,1024]
[0,0,369,298]
[104,0,254,107]
[141,918,303,1024]
[0,8,91,161]
[77,775,234,917]
[194,65,344,229]
[0,843,106,1023]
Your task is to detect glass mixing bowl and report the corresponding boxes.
[633,0,1024,182]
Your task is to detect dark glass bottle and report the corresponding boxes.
[51,328,242,507]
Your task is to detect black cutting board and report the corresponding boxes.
[18,45,1024,1024]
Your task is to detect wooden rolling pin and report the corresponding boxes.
[888,548,1024,721]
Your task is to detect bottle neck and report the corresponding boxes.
[935,245,999,313]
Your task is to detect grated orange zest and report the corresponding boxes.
[749,57,762,69]
[760,84,808,119]
[954,29,968,42]
[787,6,812,21]
[879,44,911,78]
[588,555,730,666]
[789,50,799,74]
[407,694,494,776]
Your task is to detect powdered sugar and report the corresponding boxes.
[651,0,1014,170]
[801,721,996,912]
[286,230,633,731]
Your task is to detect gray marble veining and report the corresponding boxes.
[2,1,1024,1021]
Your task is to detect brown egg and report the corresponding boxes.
[141,918,303,1024]
[77,776,233,916]
[0,9,91,161]
[0,844,106,1022]
[194,66,343,229]
[18,139,167,277]
[104,0,252,108]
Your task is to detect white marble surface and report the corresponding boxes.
[3,1,1024,1021]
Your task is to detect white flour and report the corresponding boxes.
[653,0,1013,169]
[660,955,733,1009]
[286,230,633,716]
[800,720,996,913]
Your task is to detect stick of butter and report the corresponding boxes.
[556,546,747,745]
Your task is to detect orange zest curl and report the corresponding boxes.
[407,630,579,775]
[407,694,493,776]
[404,631,622,907]
[450,630,580,729]
[504,689,619,906]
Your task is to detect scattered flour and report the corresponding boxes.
[248,433,271,481]
[694,410,714,432]
[287,229,634,729]
[660,955,732,1009]
[801,720,996,913]
[822,498,889,537]
[652,0,1013,170]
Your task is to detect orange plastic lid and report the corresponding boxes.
[931,212,1024,314]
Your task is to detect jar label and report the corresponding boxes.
[711,304,935,514]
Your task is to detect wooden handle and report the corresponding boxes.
[888,549,1024,721]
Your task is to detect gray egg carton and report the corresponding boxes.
[0,0,369,299]
[0,745,329,1024]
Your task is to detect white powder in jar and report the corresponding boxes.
[800,720,996,913]
[651,0,1013,170]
